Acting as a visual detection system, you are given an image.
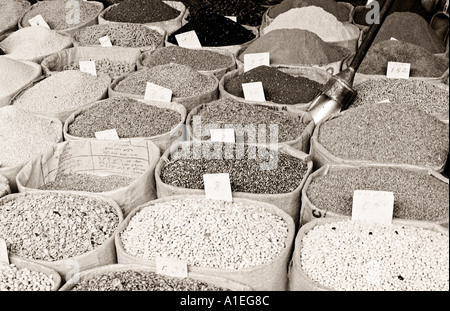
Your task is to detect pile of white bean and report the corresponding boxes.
[120,198,289,270]
[300,220,449,291]
[0,264,55,291]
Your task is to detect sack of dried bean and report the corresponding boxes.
[16,139,161,217]
[59,263,253,291]
[137,46,236,81]
[0,173,10,199]
[0,191,124,281]
[115,195,295,291]
[98,0,186,35]
[0,0,30,41]
[155,141,313,225]
[288,218,449,291]
[41,46,141,80]
[18,0,104,35]
[185,97,315,153]
[300,164,449,228]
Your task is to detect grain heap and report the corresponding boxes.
[63,59,135,80]
[0,264,55,291]
[0,0,30,38]
[103,0,180,23]
[0,57,40,100]
[268,0,350,21]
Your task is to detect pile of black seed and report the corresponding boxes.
[104,0,180,23]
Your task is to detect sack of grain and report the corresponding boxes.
[0,173,10,199]
[115,195,295,291]
[15,139,161,217]
[0,0,30,41]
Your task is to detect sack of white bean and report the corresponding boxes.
[15,139,161,217]
[115,195,295,291]
[59,263,253,291]
[288,218,449,291]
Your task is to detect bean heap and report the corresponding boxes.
[269,0,350,22]
[0,264,55,291]
[317,102,449,168]
[67,97,181,138]
[300,220,449,291]
[141,46,234,71]
[38,173,135,193]
[73,23,164,49]
[114,64,217,98]
[22,0,100,30]
[63,59,135,80]
[0,192,119,261]
[192,98,309,142]
[70,270,230,291]
[104,0,180,23]
[161,143,309,194]
[225,65,323,105]
[306,166,449,221]
[120,198,289,269]
[351,79,449,116]
[13,70,109,114]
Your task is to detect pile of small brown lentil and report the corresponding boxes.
[67,97,181,138]
[306,166,449,221]
[63,59,135,80]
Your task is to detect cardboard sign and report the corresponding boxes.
[79,61,97,76]
[175,31,202,49]
[203,173,233,202]
[28,15,50,29]
[352,190,394,225]
[242,82,266,102]
[156,256,188,278]
[99,35,113,47]
[95,129,120,140]
[210,128,235,143]
[244,52,270,72]
[144,82,172,102]
[386,62,410,79]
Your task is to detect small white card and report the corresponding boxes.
[203,173,233,202]
[390,37,398,41]
[99,35,113,47]
[155,256,188,278]
[244,52,270,72]
[28,15,50,29]
[225,16,237,22]
[352,190,394,225]
[0,238,9,266]
[210,128,235,143]
[95,129,120,140]
[386,62,410,79]
[242,82,266,102]
[79,61,97,76]
[175,30,202,49]
[144,82,172,102]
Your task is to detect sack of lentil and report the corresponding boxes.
[300,164,449,228]
[155,141,313,226]
[309,102,449,173]
[219,65,331,111]
[15,139,161,217]
[41,46,141,80]
[18,0,104,35]
[115,195,295,291]
[0,56,42,107]
[288,218,449,291]
[0,191,124,282]
[0,106,63,193]
[0,173,10,199]
[0,0,30,41]
[109,64,219,113]
[137,46,236,81]
[59,263,253,291]
[185,97,315,153]
[98,0,186,35]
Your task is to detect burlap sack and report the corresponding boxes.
[0,173,10,199]
[299,163,450,228]
[114,195,295,291]
[288,217,449,291]
[15,139,161,217]
[0,0,30,41]
[59,263,254,291]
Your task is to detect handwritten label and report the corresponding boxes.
[79,61,97,76]
[210,128,235,143]
[386,62,410,79]
[352,190,394,225]
[244,52,270,72]
[95,129,120,140]
[99,35,113,47]
[225,16,237,22]
[242,82,266,102]
[175,30,202,49]
[144,82,172,102]
[28,15,50,29]
[0,238,9,266]
[155,256,188,278]
[203,173,233,202]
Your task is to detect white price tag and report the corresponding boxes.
[99,35,113,47]
[210,128,235,143]
[242,82,266,102]
[28,15,50,29]
[386,62,410,79]
[390,37,398,41]
[203,173,233,202]
[244,52,270,72]
[0,238,9,266]
[144,82,172,102]
[352,190,394,225]
[95,129,120,140]
[79,61,97,76]
[175,30,202,49]
[377,99,391,104]
[225,16,237,22]
[155,256,188,278]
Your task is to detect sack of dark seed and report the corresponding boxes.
[15,139,161,217]
[300,164,449,228]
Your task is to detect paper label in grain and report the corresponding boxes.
[352,190,394,225]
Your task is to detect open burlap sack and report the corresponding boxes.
[0,173,10,199]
